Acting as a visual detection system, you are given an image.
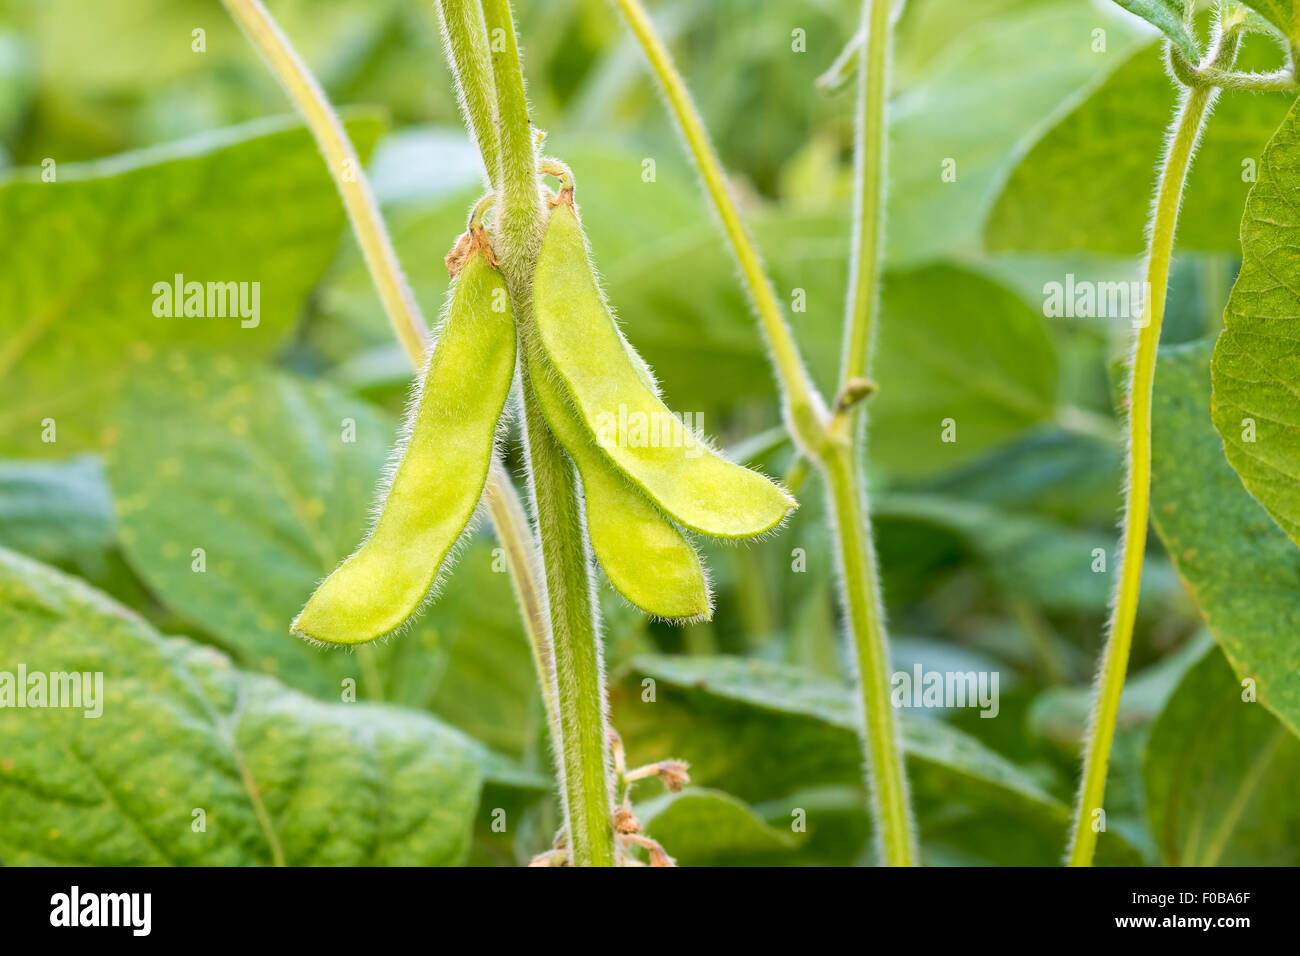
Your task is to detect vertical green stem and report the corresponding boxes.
[829,0,915,867]
[840,0,891,386]
[480,0,615,867]
[436,0,502,187]
[824,446,914,864]
[613,0,915,864]
[483,468,556,726]
[1067,35,1236,867]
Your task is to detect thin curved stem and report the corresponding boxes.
[436,0,503,186]
[840,0,891,387]
[824,444,914,865]
[221,0,554,733]
[480,0,616,868]
[1067,32,1238,867]
[1168,43,1295,92]
[613,0,915,865]
[826,0,915,867]
[221,0,426,362]
[610,0,828,454]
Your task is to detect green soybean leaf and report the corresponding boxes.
[612,655,1139,864]
[986,36,1294,253]
[1235,1,1299,44]
[1150,340,1300,737]
[911,428,1121,526]
[0,455,115,567]
[1212,98,1300,546]
[294,251,515,645]
[0,115,382,456]
[0,546,482,866]
[1107,1,1200,61]
[392,539,546,760]
[634,788,799,865]
[872,265,1058,476]
[1028,634,1209,748]
[875,492,1181,615]
[533,202,794,538]
[528,350,710,621]
[1145,645,1300,865]
[103,353,542,739]
[887,0,1148,263]
[106,356,393,695]
[614,655,1053,807]
[24,0,406,102]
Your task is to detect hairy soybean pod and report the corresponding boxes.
[292,249,514,645]
[528,347,711,621]
[534,202,795,538]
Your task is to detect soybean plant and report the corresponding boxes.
[230,0,911,865]
[230,0,797,867]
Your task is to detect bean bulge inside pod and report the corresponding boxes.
[528,343,712,622]
[292,247,514,645]
[532,199,795,539]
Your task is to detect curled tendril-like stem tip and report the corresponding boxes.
[540,158,576,208]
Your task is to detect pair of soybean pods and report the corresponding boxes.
[293,179,795,646]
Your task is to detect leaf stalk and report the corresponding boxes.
[612,0,915,864]
[1067,27,1240,867]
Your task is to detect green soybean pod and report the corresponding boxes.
[528,347,711,621]
[533,201,794,538]
[292,248,514,645]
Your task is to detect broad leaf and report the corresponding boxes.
[612,654,1139,864]
[0,546,482,865]
[986,36,1295,253]
[872,266,1058,475]
[1108,1,1199,61]
[103,358,543,755]
[1145,645,1300,865]
[0,455,114,567]
[875,492,1180,614]
[1212,96,1300,546]
[635,788,800,865]
[106,357,398,698]
[614,655,1057,806]
[25,0,405,97]
[1028,634,1209,747]
[0,115,381,455]
[888,0,1148,263]
[1150,340,1300,736]
[1236,1,1298,44]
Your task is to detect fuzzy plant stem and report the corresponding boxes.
[477,0,616,867]
[1067,30,1238,868]
[830,0,915,866]
[221,0,553,725]
[612,0,915,864]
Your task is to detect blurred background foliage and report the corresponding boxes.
[1,0,1296,866]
